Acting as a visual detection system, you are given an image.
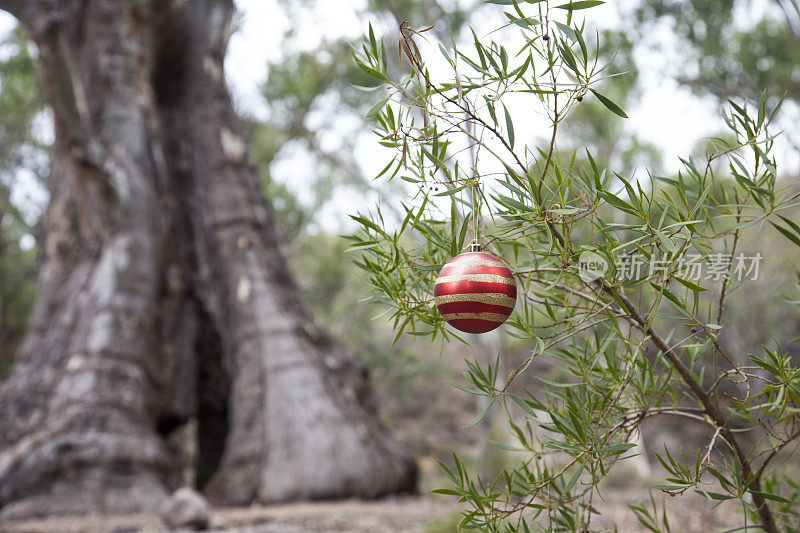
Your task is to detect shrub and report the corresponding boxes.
[350,3,800,531]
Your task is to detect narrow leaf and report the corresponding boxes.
[555,0,605,9]
[590,89,628,118]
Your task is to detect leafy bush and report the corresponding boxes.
[350,2,800,531]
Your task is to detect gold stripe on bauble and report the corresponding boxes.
[451,257,508,268]
[441,312,509,322]
[435,273,515,285]
[434,293,516,308]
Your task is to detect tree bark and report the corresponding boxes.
[0,0,415,518]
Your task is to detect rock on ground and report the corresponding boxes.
[160,487,210,531]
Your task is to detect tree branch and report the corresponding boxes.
[543,218,779,532]
[603,282,779,533]
[753,428,800,482]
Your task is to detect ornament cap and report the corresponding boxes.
[469,240,482,252]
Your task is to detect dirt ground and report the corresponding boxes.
[0,490,749,533]
[0,497,454,533]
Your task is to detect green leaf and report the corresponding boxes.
[555,0,605,9]
[600,190,639,215]
[750,354,781,376]
[509,394,540,418]
[590,89,628,118]
[673,276,708,293]
[695,490,735,501]
[751,490,792,503]
[465,399,495,428]
[654,229,677,253]
[650,484,685,491]
[778,214,800,237]
[649,282,685,310]
[771,221,800,248]
[553,20,577,41]
[431,488,461,495]
[351,83,385,93]
[503,103,515,149]
[365,96,390,118]
[434,458,459,485]
[564,464,585,493]
[391,315,410,346]
[600,442,637,454]
[434,184,468,196]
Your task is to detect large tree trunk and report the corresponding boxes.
[0,0,415,518]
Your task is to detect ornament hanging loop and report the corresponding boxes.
[470,174,481,252]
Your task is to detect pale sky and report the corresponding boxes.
[228,0,796,182]
[225,0,722,162]
[0,0,795,235]
[224,0,727,230]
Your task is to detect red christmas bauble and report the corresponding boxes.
[434,251,517,334]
